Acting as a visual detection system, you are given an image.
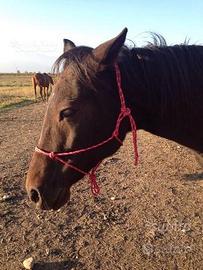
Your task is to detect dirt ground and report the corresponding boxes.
[0,102,203,270]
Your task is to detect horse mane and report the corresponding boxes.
[127,39,203,117]
[53,34,203,117]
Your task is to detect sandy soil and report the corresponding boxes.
[0,102,203,270]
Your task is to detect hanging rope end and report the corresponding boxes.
[89,171,100,196]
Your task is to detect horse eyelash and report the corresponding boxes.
[60,108,76,120]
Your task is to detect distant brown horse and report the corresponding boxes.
[32,73,54,101]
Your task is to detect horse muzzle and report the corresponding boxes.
[27,186,70,210]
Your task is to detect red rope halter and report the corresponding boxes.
[35,64,138,195]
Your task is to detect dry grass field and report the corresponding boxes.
[0,73,36,110]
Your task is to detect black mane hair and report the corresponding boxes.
[119,43,203,116]
[53,34,203,118]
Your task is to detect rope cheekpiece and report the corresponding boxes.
[35,64,139,196]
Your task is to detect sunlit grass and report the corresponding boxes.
[0,73,35,111]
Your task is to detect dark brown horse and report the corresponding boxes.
[32,73,54,101]
[26,28,203,210]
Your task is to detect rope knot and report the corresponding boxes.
[121,107,131,116]
[49,152,56,160]
[113,130,119,137]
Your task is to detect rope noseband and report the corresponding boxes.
[35,64,138,195]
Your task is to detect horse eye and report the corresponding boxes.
[60,108,76,119]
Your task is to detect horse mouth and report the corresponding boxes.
[35,189,70,211]
[52,190,70,210]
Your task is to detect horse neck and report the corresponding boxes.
[118,49,186,137]
[118,55,162,133]
[118,47,203,151]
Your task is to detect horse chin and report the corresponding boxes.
[36,189,70,211]
[52,190,70,210]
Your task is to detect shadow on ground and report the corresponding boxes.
[183,172,203,181]
[34,259,84,270]
[0,99,35,112]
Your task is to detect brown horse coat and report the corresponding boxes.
[26,29,203,210]
[32,73,54,101]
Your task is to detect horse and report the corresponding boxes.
[26,28,203,210]
[32,73,54,101]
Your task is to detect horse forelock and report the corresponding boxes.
[53,46,93,72]
[53,46,101,91]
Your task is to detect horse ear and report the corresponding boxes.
[92,28,128,65]
[63,39,76,52]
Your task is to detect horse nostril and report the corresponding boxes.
[30,189,40,203]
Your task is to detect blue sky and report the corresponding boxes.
[1,0,203,72]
